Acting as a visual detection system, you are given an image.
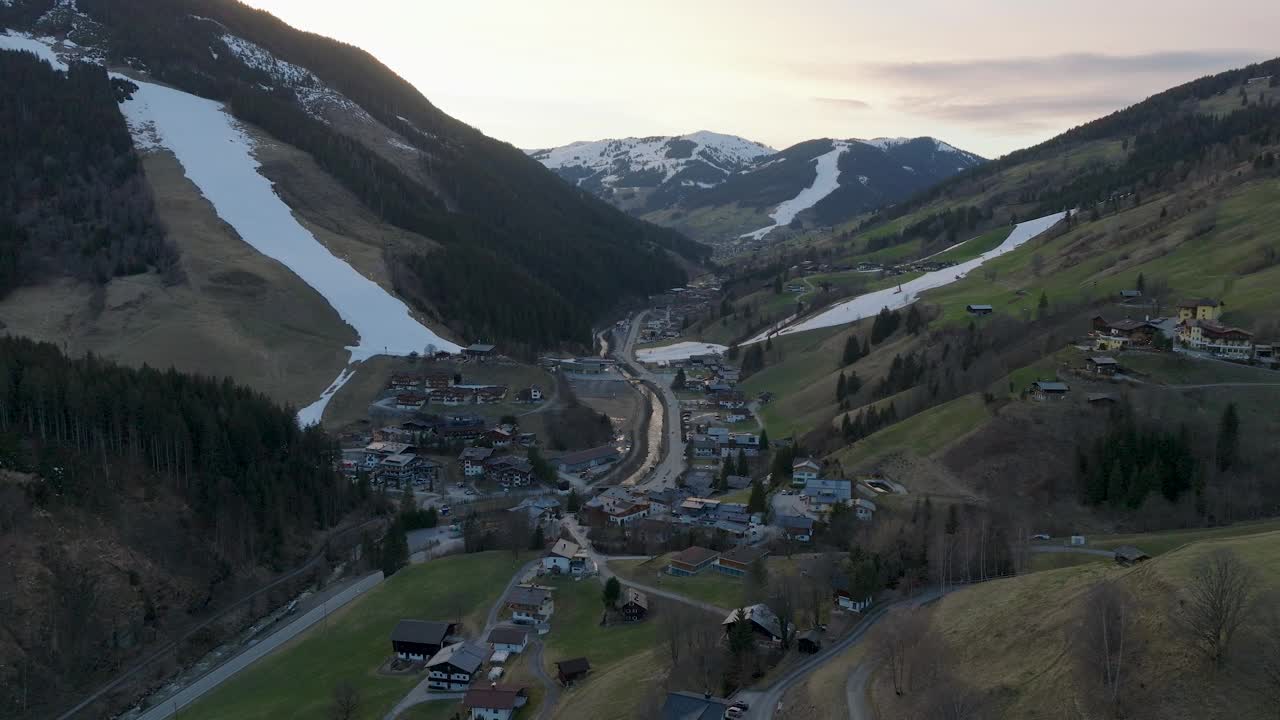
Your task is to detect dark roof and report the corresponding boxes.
[670,546,720,567]
[1107,318,1157,332]
[1114,545,1150,562]
[507,586,551,607]
[1032,381,1070,392]
[719,544,769,566]
[1178,298,1221,308]
[556,657,591,675]
[1087,393,1118,403]
[390,620,452,646]
[487,627,529,645]
[661,691,730,720]
[1088,356,1119,365]
[463,687,525,710]
[426,642,485,673]
[779,514,814,531]
[467,343,497,352]
[798,629,823,644]
[622,587,649,610]
[555,444,621,466]
[966,304,994,311]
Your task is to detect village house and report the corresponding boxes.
[724,408,753,424]
[377,454,441,489]
[1086,356,1120,375]
[690,436,720,459]
[395,392,428,411]
[364,441,415,465]
[486,455,535,487]
[374,425,418,444]
[722,604,783,643]
[1087,392,1119,406]
[474,385,508,404]
[830,573,873,612]
[712,390,747,409]
[804,477,853,513]
[465,343,498,360]
[1118,289,1143,300]
[715,544,769,577]
[389,373,423,390]
[1114,545,1151,566]
[1177,319,1254,359]
[486,627,529,654]
[1091,316,1162,351]
[853,497,877,521]
[725,475,752,490]
[438,415,488,444]
[1030,380,1070,401]
[462,686,529,720]
[791,458,821,487]
[1177,298,1224,323]
[424,372,454,390]
[506,586,554,624]
[486,427,515,448]
[660,692,730,720]
[620,588,649,622]
[426,642,486,691]
[797,629,822,654]
[719,433,761,458]
[508,497,560,527]
[435,387,472,406]
[460,447,494,477]
[667,546,721,576]
[966,304,994,316]
[779,515,814,542]
[543,539,580,574]
[555,657,591,685]
[553,444,622,474]
[390,620,457,662]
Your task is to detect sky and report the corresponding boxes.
[243,0,1278,158]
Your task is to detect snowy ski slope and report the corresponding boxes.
[740,141,850,240]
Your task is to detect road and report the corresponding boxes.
[134,572,385,720]
[618,311,688,491]
[526,639,560,720]
[844,663,873,720]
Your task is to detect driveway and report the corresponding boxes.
[526,639,560,720]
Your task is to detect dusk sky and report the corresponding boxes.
[244,0,1278,158]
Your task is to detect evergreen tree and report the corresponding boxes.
[842,335,862,365]
[671,367,686,391]
[567,488,581,512]
[846,370,861,397]
[1217,402,1240,472]
[758,428,769,451]
[747,480,767,514]
[381,521,409,577]
[736,450,749,476]
[718,458,731,491]
[602,576,622,609]
[1136,272,1146,294]
[836,373,847,403]
[905,304,924,335]
[1037,291,1050,318]
[773,275,783,294]
[944,505,959,535]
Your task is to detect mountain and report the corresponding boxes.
[0,0,709,373]
[529,132,984,246]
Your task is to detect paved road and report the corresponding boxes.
[385,559,539,719]
[526,639,560,720]
[135,572,384,720]
[844,663,873,720]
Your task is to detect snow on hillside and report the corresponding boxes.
[635,341,729,364]
[115,77,461,424]
[218,33,374,126]
[740,141,850,241]
[529,131,775,186]
[748,212,1067,342]
[0,30,68,68]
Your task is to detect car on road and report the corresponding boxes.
[730,701,750,711]
[1031,533,1051,541]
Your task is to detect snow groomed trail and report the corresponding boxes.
[114,79,461,424]
[740,141,850,241]
[747,211,1067,343]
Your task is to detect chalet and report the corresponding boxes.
[853,497,877,521]
[721,604,783,643]
[506,586,553,624]
[719,433,760,458]
[463,686,529,720]
[1086,356,1120,375]
[966,304,994,316]
[486,627,529,654]
[792,458,820,488]
[439,416,488,443]
[465,343,497,360]
[460,447,494,477]
[543,539,581,574]
[1087,392,1118,405]
[474,386,508,404]
[424,372,454,390]
[690,436,720,459]
[555,657,591,685]
[797,629,822,654]
[1114,545,1151,566]
[1177,298,1224,323]
[389,374,423,390]
[715,545,769,577]
[712,390,747,409]
[620,588,649,622]
[689,353,720,365]
[779,515,814,542]
[830,573,872,612]
[486,427,515,448]
[1030,381,1070,401]
[1092,316,1161,350]
[804,477,852,512]
[365,441,415,459]
[660,691,730,720]
[436,387,472,406]
[374,425,418,443]
[725,475,752,490]
[529,385,543,401]
[1118,289,1143,299]
[667,546,720,576]
[1177,319,1254,359]
[553,445,622,473]
[509,497,560,526]
[426,642,486,691]
[486,456,534,487]
[378,454,441,488]
[395,392,428,411]
[724,408,752,424]
[390,620,456,661]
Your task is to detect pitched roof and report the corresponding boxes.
[463,686,526,710]
[556,657,591,676]
[507,586,551,607]
[721,603,783,639]
[554,444,621,466]
[792,458,820,471]
[426,642,485,673]
[719,544,769,566]
[779,514,814,531]
[549,539,580,559]
[622,587,649,610]
[1032,381,1070,392]
[1088,356,1119,365]
[670,546,720,567]
[1178,298,1220,308]
[486,627,529,646]
[661,691,730,720]
[390,620,452,646]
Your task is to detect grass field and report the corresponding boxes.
[1081,518,1280,557]
[400,699,461,720]
[182,553,528,720]
[832,393,990,470]
[610,555,811,611]
[1117,351,1279,385]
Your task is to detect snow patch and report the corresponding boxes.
[114,79,461,424]
[296,367,357,427]
[0,31,68,70]
[862,136,912,150]
[529,131,775,189]
[902,165,915,172]
[857,175,870,186]
[635,342,729,364]
[219,33,372,126]
[739,141,850,240]
[748,212,1067,342]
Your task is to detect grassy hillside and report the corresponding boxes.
[869,530,1280,720]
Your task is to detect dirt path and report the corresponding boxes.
[527,639,561,720]
[844,663,873,720]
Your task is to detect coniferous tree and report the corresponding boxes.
[736,451,749,476]
[671,368,686,391]
[836,373,847,403]
[747,480,767,514]
[1217,402,1240,472]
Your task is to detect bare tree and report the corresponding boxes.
[504,508,531,558]
[769,579,800,649]
[661,602,698,667]
[804,554,838,627]
[923,673,984,720]
[330,681,359,720]
[1180,549,1257,668]
[1074,581,1136,712]
[1245,597,1280,719]
[876,608,930,696]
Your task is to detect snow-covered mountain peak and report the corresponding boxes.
[527,131,774,190]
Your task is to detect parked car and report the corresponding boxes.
[1031,533,1051,541]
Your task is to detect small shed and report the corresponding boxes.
[1030,381,1070,401]
[556,657,591,685]
[1086,356,1120,375]
[620,588,649,622]
[797,629,822,654]
[1087,393,1118,405]
[1114,545,1150,566]
[966,304,994,316]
